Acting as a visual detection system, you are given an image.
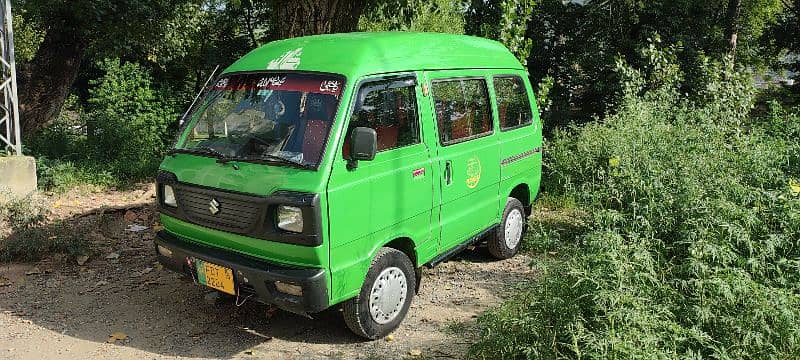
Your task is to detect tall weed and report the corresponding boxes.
[472,43,800,359]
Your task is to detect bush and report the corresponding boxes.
[0,194,92,262]
[0,222,92,262]
[471,44,800,359]
[0,223,91,262]
[25,94,87,160]
[86,59,178,178]
[0,194,49,230]
[36,157,116,192]
[27,59,179,191]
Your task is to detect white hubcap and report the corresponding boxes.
[368,267,407,324]
[505,208,524,249]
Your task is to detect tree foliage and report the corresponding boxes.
[16,0,800,178]
[504,0,786,129]
[772,0,800,78]
[466,0,535,65]
[359,0,465,33]
[85,59,178,178]
[16,0,195,134]
[15,0,368,138]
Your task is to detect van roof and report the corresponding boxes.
[223,32,524,78]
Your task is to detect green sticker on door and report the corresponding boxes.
[466,157,482,189]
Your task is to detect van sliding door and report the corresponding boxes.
[424,70,501,253]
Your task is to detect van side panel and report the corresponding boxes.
[325,77,435,305]
[490,71,543,208]
[326,211,432,305]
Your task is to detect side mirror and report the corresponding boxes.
[348,127,377,169]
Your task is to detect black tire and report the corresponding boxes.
[488,197,527,259]
[343,247,416,339]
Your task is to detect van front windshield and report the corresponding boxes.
[176,72,344,168]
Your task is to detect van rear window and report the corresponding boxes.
[494,76,533,131]
[431,78,492,145]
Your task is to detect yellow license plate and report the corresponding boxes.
[195,259,235,295]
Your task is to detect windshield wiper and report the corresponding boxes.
[168,148,312,169]
[228,154,313,169]
[168,147,231,162]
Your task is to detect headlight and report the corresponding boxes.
[163,185,177,207]
[277,205,303,233]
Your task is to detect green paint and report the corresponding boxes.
[158,32,541,309]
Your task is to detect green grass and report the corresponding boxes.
[444,319,473,336]
[36,157,120,193]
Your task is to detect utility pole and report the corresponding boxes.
[0,0,36,200]
[0,0,20,156]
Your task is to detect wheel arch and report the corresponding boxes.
[509,182,532,215]
[381,236,417,267]
[379,236,422,294]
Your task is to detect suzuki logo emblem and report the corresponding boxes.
[209,198,220,215]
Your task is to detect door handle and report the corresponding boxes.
[444,160,452,185]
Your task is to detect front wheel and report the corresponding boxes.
[488,197,527,259]
[343,247,416,339]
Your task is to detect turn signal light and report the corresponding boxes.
[157,245,173,258]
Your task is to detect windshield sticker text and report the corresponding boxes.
[214,78,229,89]
[258,76,286,87]
[319,80,340,93]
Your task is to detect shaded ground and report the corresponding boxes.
[0,185,535,359]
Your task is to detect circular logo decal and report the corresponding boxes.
[466,157,482,189]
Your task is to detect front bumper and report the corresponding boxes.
[154,230,329,314]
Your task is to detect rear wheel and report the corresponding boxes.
[488,197,526,259]
[343,247,416,339]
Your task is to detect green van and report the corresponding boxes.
[154,32,542,339]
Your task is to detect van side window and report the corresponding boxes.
[494,75,533,131]
[344,78,420,157]
[432,78,492,145]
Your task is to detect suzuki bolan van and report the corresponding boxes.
[154,32,542,339]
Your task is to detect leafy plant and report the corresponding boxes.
[472,42,800,359]
[359,0,465,33]
[36,157,117,193]
[0,194,49,230]
[86,59,179,179]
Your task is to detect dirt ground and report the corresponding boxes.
[0,185,535,359]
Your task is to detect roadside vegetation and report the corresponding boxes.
[470,43,800,359]
[0,193,92,261]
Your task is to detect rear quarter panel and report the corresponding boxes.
[489,70,543,207]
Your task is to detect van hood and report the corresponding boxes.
[158,153,325,196]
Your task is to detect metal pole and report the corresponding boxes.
[0,1,8,154]
[0,0,20,156]
[6,0,20,156]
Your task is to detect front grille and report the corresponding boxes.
[157,170,321,245]
[175,186,263,233]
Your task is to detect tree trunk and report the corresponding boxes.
[272,0,368,40]
[242,1,259,48]
[18,28,88,136]
[724,0,742,65]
